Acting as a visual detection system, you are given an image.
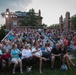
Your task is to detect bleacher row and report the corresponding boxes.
[45,29,76,49]
[0,27,53,74]
[0,27,76,74]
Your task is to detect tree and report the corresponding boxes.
[0,25,5,41]
[72,17,76,30]
[48,24,59,29]
[19,8,40,26]
[42,23,47,29]
[26,8,39,26]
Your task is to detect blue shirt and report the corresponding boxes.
[40,47,46,51]
[7,34,14,41]
[11,49,20,59]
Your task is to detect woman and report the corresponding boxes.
[60,44,76,69]
[22,45,33,72]
[32,43,47,73]
[11,44,23,74]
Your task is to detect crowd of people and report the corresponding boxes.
[0,27,76,74]
[45,28,76,51]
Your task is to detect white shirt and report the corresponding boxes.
[22,49,32,59]
[46,47,52,52]
[0,49,2,55]
[32,47,42,56]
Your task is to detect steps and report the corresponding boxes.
[41,32,53,46]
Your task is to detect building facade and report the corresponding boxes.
[1,9,43,32]
[59,12,72,31]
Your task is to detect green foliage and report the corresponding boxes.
[72,17,76,30]
[0,25,5,41]
[48,24,59,29]
[20,8,40,26]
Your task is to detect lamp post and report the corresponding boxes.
[1,8,11,33]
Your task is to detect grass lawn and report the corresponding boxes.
[1,59,76,75]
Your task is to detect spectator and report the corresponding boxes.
[0,44,3,55]
[73,33,76,46]
[51,43,61,69]
[22,45,33,72]
[60,44,76,70]
[0,44,2,72]
[1,49,11,70]
[7,33,14,41]
[32,43,47,73]
[11,44,23,74]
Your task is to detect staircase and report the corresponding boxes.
[41,31,53,46]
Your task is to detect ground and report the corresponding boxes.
[0,59,76,75]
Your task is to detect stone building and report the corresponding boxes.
[59,12,71,31]
[1,8,43,32]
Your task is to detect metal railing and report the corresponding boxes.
[1,26,44,41]
[1,29,13,42]
[1,26,44,42]
[42,29,56,44]
[13,26,44,29]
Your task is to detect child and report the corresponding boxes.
[1,49,11,70]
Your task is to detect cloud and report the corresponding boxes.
[0,0,32,24]
[0,0,32,12]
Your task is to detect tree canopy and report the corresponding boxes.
[20,8,40,26]
[72,16,76,30]
[0,25,5,41]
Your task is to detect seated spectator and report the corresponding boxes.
[0,55,2,72]
[0,44,2,71]
[60,44,76,70]
[7,33,14,41]
[41,44,51,58]
[46,43,52,52]
[1,49,11,70]
[32,43,47,73]
[10,44,23,74]
[63,37,69,49]
[73,33,76,46]
[51,43,61,69]
[0,44,3,55]
[22,45,33,72]
[3,42,12,52]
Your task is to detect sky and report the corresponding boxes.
[0,0,76,26]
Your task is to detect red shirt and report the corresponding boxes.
[63,39,68,46]
[1,53,11,60]
[73,36,76,45]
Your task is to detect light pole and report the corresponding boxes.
[1,8,11,33]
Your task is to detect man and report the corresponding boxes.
[51,43,61,69]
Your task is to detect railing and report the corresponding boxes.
[42,29,56,44]
[1,26,45,42]
[13,26,44,29]
[1,29,13,42]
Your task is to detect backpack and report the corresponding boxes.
[60,64,68,71]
